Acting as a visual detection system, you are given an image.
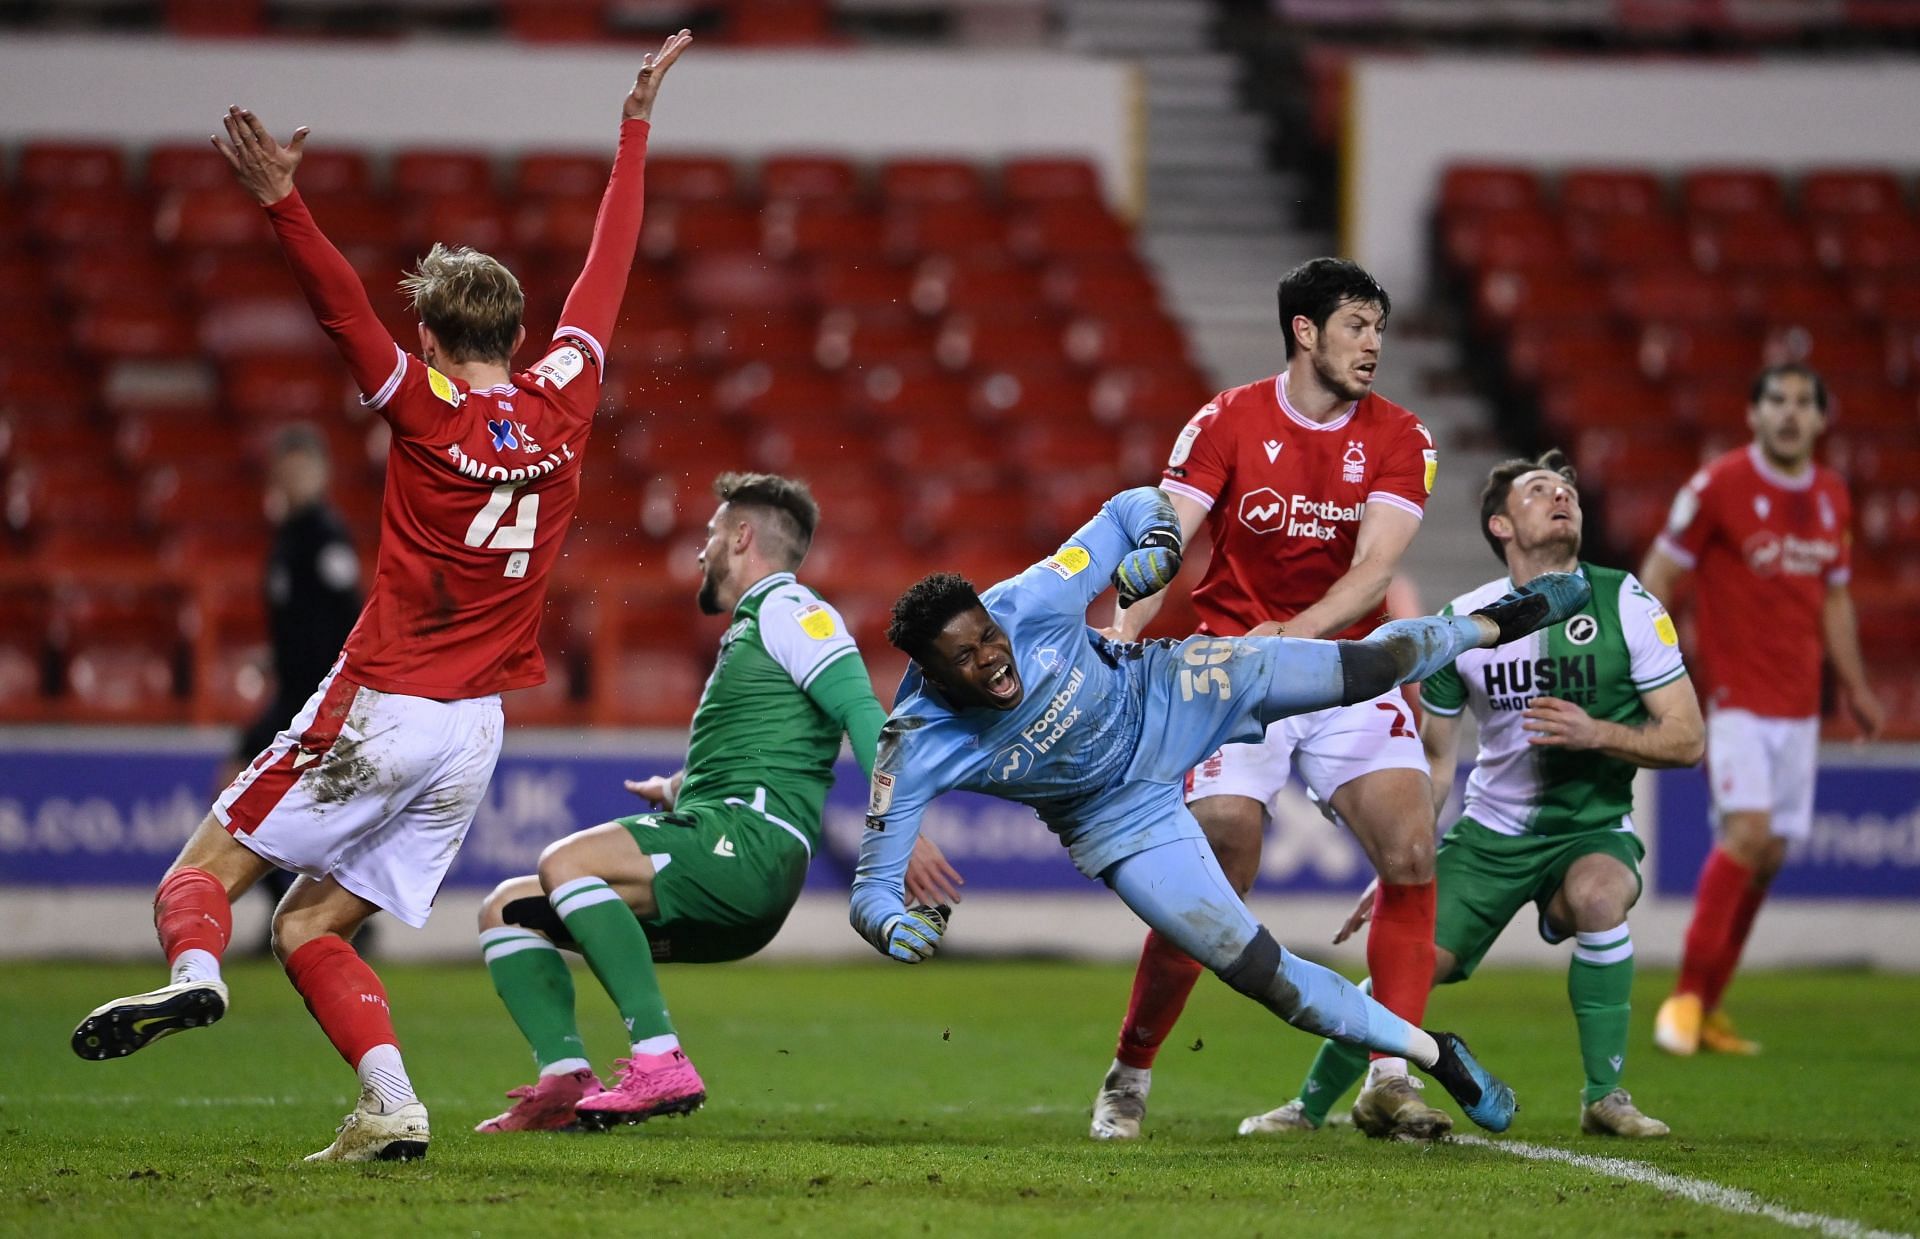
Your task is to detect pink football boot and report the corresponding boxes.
[572,1049,706,1129]
[474,1068,603,1133]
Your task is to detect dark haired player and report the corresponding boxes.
[1262,451,1701,1140]
[68,33,692,1162]
[852,486,1598,1134]
[1645,364,1881,1058]
[1096,258,1450,1142]
[473,473,959,1133]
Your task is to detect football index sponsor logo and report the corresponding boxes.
[1239,488,1361,539]
[1019,668,1085,755]
[991,743,1035,783]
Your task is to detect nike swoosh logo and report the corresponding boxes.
[293,751,320,768]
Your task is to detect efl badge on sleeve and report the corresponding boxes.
[795,602,837,640]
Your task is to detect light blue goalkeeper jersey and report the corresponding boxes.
[850,488,1300,948]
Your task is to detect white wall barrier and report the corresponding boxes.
[3,727,1917,968]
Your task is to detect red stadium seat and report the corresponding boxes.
[1439,164,1543,214]
[0,361,96,422]
[1610,269,1737,324]
[1599,484,1677,558]
[813,307,934,370]
[1637,323,1758,382]
[968,366,1091,426]
[1680,168,1787,218]
[48,250,175,308]
[646,155,739,203]
[406,194,514,253]
[1859,487,1920,550]
[880,159,987,205]
[1741,274,1854,328]
[391,149,496,198]
[1799,169,1907,217]
[1668,381,1753,435]
[1573,426,1701,490]
[1827,435,1920,488]
[200,294,332,359]
[1816,214,1920,277]
[179,251,298,302]
[155,187,276,249]
[1088,365,1210,428]
[142,462,269,535]
[1506,325,1639,386]
[0,417,114,467]
[693,311,817,366]
[1829,381,1918,435]
[847,364,971,426]
[1474,269,1608,327]
[725,0,833,46]
[18,143,126,193]
[714,362,842,418]
[808,257,914,310]
[300,193,397,251]
[55,587,186,721]
[1690,218,1816,273]
[7,459,140,535]
[1010,202,1134,259]
[115,413,243,471]
[644,202,762,260]
[70,305,198,362]
[1042,260,1162,316]
[1567,213,1692,272]
[763,201,882,260]
[144,144,233,193]
[0,254,49,305]
[1559,167,1667,217]
[1539,375,1666,433]
[678,253,803,313]
[1764,322,1888,380]
[752,424,881,475]
[1063,313,1190,369]
[223,355,353,421]
[293,150,372,197]
[501,0,607,43]
[915,258,1044,316]
[1443,208,1569,272]
[1003,158,1103,203]
[883,202,1008,260]
[761,155,860,202]
[26,191,152,250]
[512,152,610,199]
[936,313,1067,370]
[607,414,749,477]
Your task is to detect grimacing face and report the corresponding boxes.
[1501,469,1582,558]
[1749,371,1827,470]
[1302,296,1385,402]
[922,605,1024,711]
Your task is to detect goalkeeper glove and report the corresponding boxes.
[881,904,949,963]
[1113,529,1182,609]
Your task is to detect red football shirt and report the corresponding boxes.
[1159,372,1436,640]
[1655,443,1852,719]
[263,119,651,699]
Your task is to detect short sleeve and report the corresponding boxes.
[760,589,861,691]
[1619,573,1687,692]
[1160,399,1230,512]
[1827,484,1853,585]
[1418,602,1468,715]
[1366,417,1435,521]
[1654,468,1716,569]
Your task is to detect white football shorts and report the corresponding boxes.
[1186,686,1428,811]
[1705,708,1820,842]
[214,661,504,927]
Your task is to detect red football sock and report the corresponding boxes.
[284,935,399,1069]
[154,867,232,964]
[1114,930,1207,1070]
[1701,878,1768,1012]
[1366,881,1436,1060]
[1676,847,1754,1001]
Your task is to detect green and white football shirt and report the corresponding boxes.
[675,571,870,847]
[1421,562,1687,837]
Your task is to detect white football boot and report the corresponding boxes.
[1237,1098,1321,1136]
[306,1087,431,1162]
[1089,1065,1150,1140]
[1580,1088,1670,1138]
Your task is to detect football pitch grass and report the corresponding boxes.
[4,959,1916,1238]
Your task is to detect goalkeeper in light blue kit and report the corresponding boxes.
[851,487,1594,1133]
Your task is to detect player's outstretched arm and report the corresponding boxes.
[1016,487,1183,623]
[214,107,399,403]
[554,30,691,363]
[1107,488,1208,641]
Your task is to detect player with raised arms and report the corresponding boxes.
[852,485,1600,1134]
[472,472,960,1133]
[68,31,693,1162]
[1092,258,1453,1142]
[1644,363,1882,1057]
[1254,450,1702,1140]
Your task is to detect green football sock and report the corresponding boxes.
[1297,1033,1370,1126]
[479,926,588,1070]
[549,876,676,1043]
[1569,924,1634,1105]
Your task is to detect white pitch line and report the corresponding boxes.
[1452,1135,1913,1239]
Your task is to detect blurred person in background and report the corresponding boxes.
[1641,363,1883,1058]
[231,423,363,954]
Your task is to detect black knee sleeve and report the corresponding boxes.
[502,895,575,950]
[1219,926,1284,999]
[1337,637,1404,705]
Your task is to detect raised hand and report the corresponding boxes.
[1113,529,1183,610]
[211,105,307,206]
[623,29,693,122]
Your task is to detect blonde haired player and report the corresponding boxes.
[69,32,693,1162]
